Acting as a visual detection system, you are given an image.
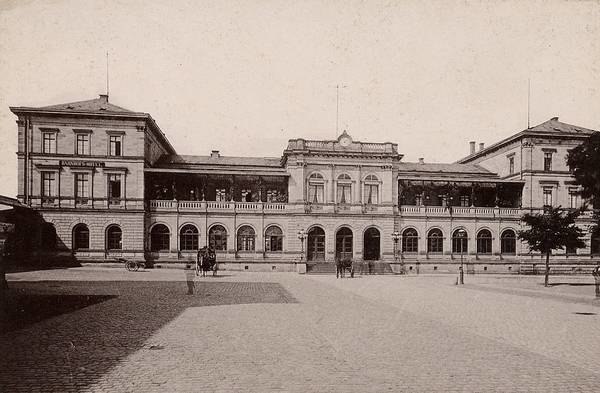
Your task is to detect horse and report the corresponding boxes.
[336,258,353,278]
[196,246,217,277]
[204,248,217,277]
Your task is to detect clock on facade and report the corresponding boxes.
[338,131,352,147]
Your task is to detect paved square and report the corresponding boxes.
[2,268,600,392]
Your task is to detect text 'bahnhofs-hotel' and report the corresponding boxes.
[7,95,600,273]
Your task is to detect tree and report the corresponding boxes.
[567,131,600,227]
[518,207,586,287]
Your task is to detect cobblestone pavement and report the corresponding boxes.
[2,268,600,392]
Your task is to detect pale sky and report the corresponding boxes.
[1,0,599,198]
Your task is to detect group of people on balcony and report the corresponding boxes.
[398,181,522,208]
[150,185,288,203]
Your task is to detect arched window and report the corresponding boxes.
[501,230,516,255]
[237,225,255,251]
[477,229,492,254]
[337,174,352,204]
[452,229,468,254]
[427,228,443,253]
[402,228,418,253]
[265,226,283,252]
[308,173,325,203]
[179,224,198,251]
[307,226,325,261]
[72,223,89,250]
[364,175,379,204]
[106,225,122,250]
[150,224,170,252]
[41,223,57,250]
[209,225,227,251]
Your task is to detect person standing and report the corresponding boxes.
[592,264,600,298]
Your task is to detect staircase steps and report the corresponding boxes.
[306,262,395,275]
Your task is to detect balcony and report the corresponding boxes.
[148,200,289,213]
[399,205,522,218]
[148,200,395,214]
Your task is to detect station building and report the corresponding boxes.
[9,95,600,273]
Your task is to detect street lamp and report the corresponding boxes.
[457,229,466,285]
[391,230,402,273]
[297,229,307,262]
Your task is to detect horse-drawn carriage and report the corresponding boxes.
[196,246,218,277]
[336,258,354,278]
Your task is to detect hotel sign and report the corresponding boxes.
[60,160,105,168]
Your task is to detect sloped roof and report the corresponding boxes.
[458,117,599,163]
[398,162,494,175]
[157,154,282,168]
[528,117,598,135]
[10,95,177,155]
[38,96,134,113]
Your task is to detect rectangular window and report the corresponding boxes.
[415,194,423,206]
[336,184,352,204]
[308,184,324,203]
[42,132,56,154]
[241,189,252,202]
[543,187,553,207]
[508,156,514,175]
[460,195,470,207]
[543,152,552,172]
[76,134,90,155]
[215,188,227,201]
[266,190,278,202]
[364,184,379,204]
[75,173,89,204]
[109,135,122,156]
[108,174,121,203]
[569,189,580,209]
[41,172,56,197]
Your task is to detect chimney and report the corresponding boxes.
[479,143,485,151]
[418,157,425,164]
[210,150,220,158]
[469,141,476,154]
[99,94,108,103]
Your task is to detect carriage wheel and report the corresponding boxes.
[125,260,137,272]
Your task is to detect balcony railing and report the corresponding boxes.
[399,205,522,218]
[148,200,523,217]
[148,200,288,213]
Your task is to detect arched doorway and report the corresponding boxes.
[336,227,353,261]
[364,227,380,260]
[307,227,325,261]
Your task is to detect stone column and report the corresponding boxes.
[329,164,335,203]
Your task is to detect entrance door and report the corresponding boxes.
[307,227,325,261]
[336,227,353,261]
[363,227,380,260]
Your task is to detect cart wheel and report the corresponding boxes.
[126,260,136,271]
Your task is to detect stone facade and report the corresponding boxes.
[9,96,600,272]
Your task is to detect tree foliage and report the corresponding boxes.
[519,207,586,286]
[518,207,586,254]
[567,132,600,205]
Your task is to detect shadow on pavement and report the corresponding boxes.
[1,293,116,333]
[0,280,296,392]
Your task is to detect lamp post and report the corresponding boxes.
[391,230,402,273]
[297,229,307,262]
[457,229,466,285]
